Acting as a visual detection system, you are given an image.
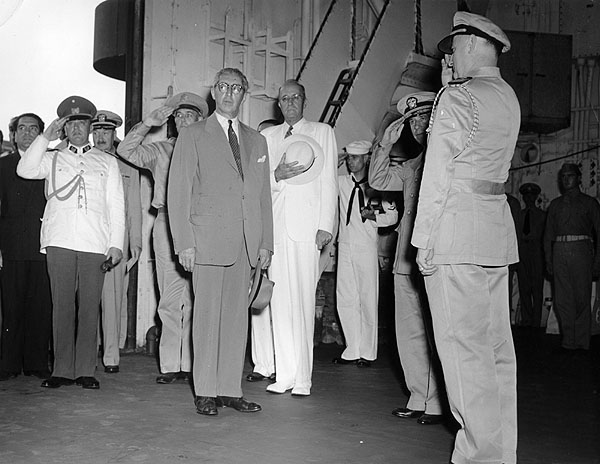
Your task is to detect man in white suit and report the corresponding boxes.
[253,79,337,396]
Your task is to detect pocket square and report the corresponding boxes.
[257,155,267,163]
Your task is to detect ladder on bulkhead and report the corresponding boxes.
[319,67,357,127]
[316,0,392,127]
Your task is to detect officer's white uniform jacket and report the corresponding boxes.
[17,134,125,255]
[411,67,520,266]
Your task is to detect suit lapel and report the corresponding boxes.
[238,123,251,174]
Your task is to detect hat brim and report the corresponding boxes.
[438,27,509,54]
[398,105,434,121]
[277,134,325,185]
[437,32,456,54]
[248,268,274,310]
[66,114,93,121]
[91,123,117,130]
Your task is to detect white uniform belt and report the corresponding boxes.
[554,235,591,242]
[451,178,505,195]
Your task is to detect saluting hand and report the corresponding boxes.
[143,105,174,128]
[43,117,68,142]
[441,56,453,86]
[379,117,405,149]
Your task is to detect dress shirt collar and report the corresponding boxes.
[285,117,306,134]
[215,111,240,137]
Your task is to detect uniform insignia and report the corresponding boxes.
[406,97,418,110]
[98,114,107,122]
[71,107,80,115]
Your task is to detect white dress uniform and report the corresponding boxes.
[336,174,397,361]
[17,135,125,380]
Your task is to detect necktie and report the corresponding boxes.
[228,120,244,180]
[285,125,293,138]
[523,209,531,235]
[346,176,368,225]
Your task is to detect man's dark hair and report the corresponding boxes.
[10,113,45,133]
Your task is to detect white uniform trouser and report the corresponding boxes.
[425,264,517,464]
[101,259,128,366]
[394,273,442,414]
[250,304,275,377]
[336,242,378,361]
[153,210,193,374]
[268,237,319,394]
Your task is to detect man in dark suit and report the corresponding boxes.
[0,113,52,380]
[168,68,273,416]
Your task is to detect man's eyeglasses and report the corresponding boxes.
[279,94,304,104]
[215,82,244,95]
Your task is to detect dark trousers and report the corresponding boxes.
[46,247,105,379]
[552,241,593,350]
[517,241,544,327]
[0,260,52,373]
[192,241,251,398]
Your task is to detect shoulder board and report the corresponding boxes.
[449,77,472,86]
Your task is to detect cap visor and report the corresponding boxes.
[437,33,455,54]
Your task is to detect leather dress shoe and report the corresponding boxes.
[0,371,19,381]
[216,396,261,412]
[195,396,218,416]
[76,376,100,389]
[391,407,424,419]
[332,357,357,365]
[246,372,266,382]
[177,371,191,381]
[41,376,75,388]
[417,413,444,425]
[24,370,51,379]
[156,372,178,384]
[246,372,275,382]
[104,365,119,374]
[357,359,371,368]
